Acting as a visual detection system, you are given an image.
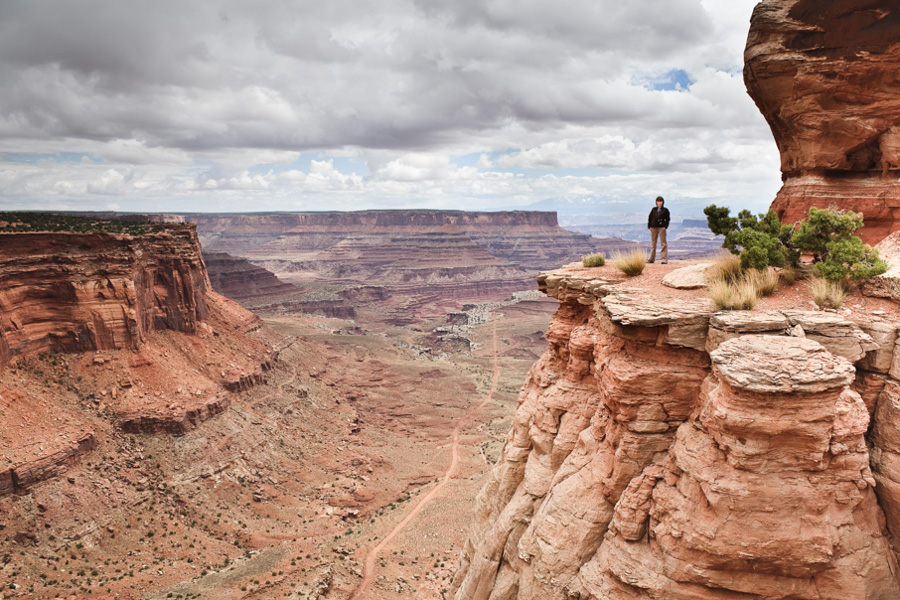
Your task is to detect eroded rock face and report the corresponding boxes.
[0,226,211,368]
[745,1,900,244]
[452,266,900,600]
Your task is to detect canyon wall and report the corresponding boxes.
[746,0,900,244]
[451,267,900,599]
[0,225,210,368]
[186,210,633,323]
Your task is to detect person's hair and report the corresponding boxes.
[656,196,664,204]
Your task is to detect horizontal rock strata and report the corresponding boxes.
[745,1,900,244]
[185,210,635,322]
[452,265,900,600]
[0,226,210,368]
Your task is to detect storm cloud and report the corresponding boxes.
[0,0,779,215]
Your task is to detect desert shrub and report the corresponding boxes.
[704,205,798,270]
[581,252,606,267]
[809,277,846,309]
[0,212,167,235]
[708,278,760,310]
[611,248,647,276]
[705,252,743,285]
[744,267,779,296]
[791,207,887,281]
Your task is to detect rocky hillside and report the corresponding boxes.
[451,265,900,599]
[745,0,900,244]
[186,210,635,323]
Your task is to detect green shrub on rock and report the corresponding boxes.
[790,207,887,281]
[703,205,797,270]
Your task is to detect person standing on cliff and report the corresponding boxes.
[647,196,670,264]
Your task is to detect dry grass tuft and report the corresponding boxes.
[745,268,779,297]
[705,252,743,285]
[581,252,606,267]
[611,248,647,276]
[708,278,760,310]
[810,278,846,309]
[778,265,800,286]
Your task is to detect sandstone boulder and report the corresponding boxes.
[660,263,710,289]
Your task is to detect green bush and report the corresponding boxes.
[705,204,887,283]
[704,205,797,270]
[581,252,605,267]
[791,207,887,281]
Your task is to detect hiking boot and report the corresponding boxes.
[661,260,668,264]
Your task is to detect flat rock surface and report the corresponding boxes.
[710,310,790,332]
[711,335,855,393]
[602,291,716,326]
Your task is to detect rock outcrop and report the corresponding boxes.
[0,225,210,368]
[745,1,900,244]
[452,265,900,600]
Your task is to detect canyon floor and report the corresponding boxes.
[0,292,557,600]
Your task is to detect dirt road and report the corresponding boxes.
[349,318,500,600]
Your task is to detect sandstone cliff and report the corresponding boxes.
[746,0,900,244]
[452,265,900,599]
[0,225,211,368]
[0,224,271,497]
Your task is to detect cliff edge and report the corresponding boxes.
[451,263,900,599]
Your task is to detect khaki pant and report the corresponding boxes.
[649,227,667,262]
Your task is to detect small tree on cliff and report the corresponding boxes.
[791,207,887,281]
[703,205,797,270]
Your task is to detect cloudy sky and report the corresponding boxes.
[0,0,781,220]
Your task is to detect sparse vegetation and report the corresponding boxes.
[581,252,605,267]
[0,212,170,235]
[611,248,647,276]
[810,277,847,309]
[706,204,887,282]
[706,253,775,309]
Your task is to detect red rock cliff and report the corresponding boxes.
[745,0,900,244]
[0,225,210,368]
[451,266,900,599]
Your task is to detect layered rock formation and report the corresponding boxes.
[203,252,299,305]
[452,266,900,599]
[0,224,271,495]
[186,210,634,323]
[745,1,900,244]
[0,225,210,368]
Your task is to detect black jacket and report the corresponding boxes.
[648,206,670,229]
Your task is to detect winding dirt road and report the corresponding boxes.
[349,317,501,600]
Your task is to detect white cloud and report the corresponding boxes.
[0,0,777,216]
